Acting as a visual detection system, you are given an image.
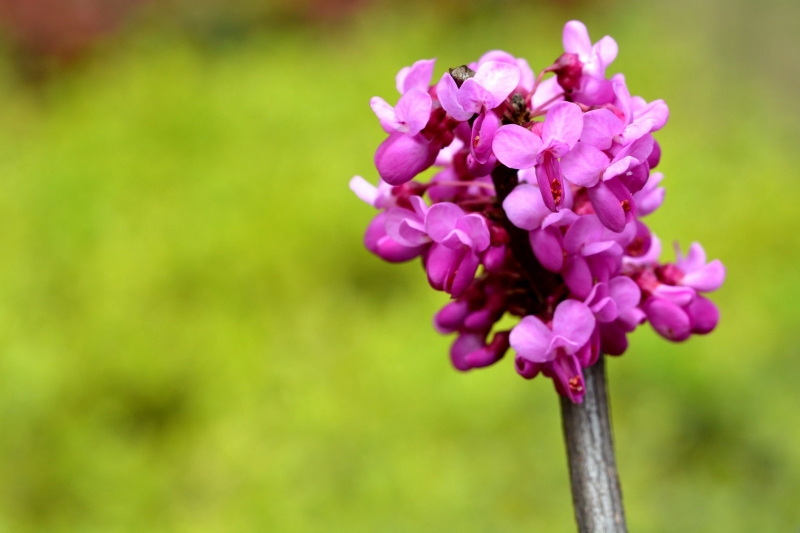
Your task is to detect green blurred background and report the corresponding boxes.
[0,0,797,531]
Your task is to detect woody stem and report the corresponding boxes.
[560,355,627,533]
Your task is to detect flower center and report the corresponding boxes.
[568,376,584,394]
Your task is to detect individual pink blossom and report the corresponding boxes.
[561,20,618,105]
[374,132,439,186]
[673,242,726,293]
[370,88,432,136]
[436,61,521,120]
[510,300,596,364]
[492,101,583,211]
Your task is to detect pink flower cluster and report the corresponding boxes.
[350,21,725,403]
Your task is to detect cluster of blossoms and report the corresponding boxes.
[350,21,725,403]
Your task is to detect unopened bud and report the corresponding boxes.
[552,53,583,92]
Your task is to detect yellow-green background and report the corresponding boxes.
[0,0,798,531]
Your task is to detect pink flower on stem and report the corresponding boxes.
[350,20,726,404]
[510,300,596,402]
[561,20,618,105]
[492,101,584,211]
[424,202,490,297]
[436,61,521,120]
[370,88,432,136]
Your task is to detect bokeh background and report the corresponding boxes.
[0,0,798,531]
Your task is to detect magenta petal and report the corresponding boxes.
[653,284,696,307]
[563,215,605,255]
[478,50,516,65]
[455,213,491,251]
[608,276,641,312]
[502,183,550,230]
[364,213,424,263]
[586,253,621,283]
[574,329,597,366]
[686,295,720,334]
[648,141,662,168]
[535,153,565,212]
[370,96,401,133]
[551,300,596,353]
[617,161,650,194]
[492,125,542,169]
[619,121,652,144]
[349,175,378,206]
[617,307,646,332]
[588,180,626,233]
[385,207,425,246]
[396,218,428,246]
[457,78,494,114]
[364,212,389,253]
[396,58,435,94]
[612,75,632,122]
[434,300,469,333]
[465,153,497,176]
[510,315,554,363]
[448,249,480,297]
[471,111,500,163]
[472,60,521,108]
[375,132,437,186]
[395,88,433,136]
[604,156,638,181]
[582,241,621,257]
[425,202,464,243]
[676,242,706,273]
[482,245,506,273]
[515,356,544,379]
[465,331,510,368]
[634,99,669,131]
[599,321,628,356]
[542,209,579,229]
[632,172,665,216]
[644,297,692,342]
[530,227,564,272]
[593,36,619,69]
[589,294,618,323]
[551,353,586,403]
[616,133,654,164]
[560,142,608,187]
[436,72,473,121]
[681,260,726,292]
[573,76,615,107]
[542,101,584,149]
[375,236,424,263]
[562,20,592,57]
[464,309,496,331]
[450,332,485,371]
[426,243,464,290]
[564,254,593,299]
[580,109,623,150]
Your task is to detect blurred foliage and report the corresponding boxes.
[0,0,798,532]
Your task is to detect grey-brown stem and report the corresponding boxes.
[560,355,627,533]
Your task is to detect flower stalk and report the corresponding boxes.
[561,356,627,533]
